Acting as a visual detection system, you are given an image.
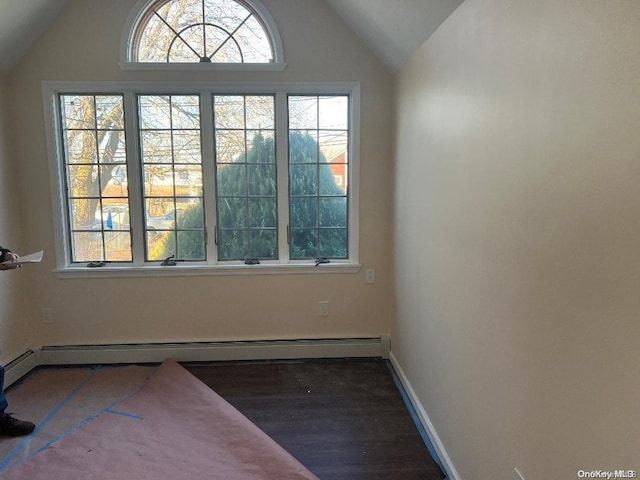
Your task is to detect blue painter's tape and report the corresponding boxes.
[0,363,161,473]
[104,408,143,421]
[0,367,100,472]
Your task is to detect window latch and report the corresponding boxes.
[244,258,260,265]
[315,257,330,267]
[161,255,176,266]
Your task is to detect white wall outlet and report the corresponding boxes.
[319,301,329,317]
[365,268,375,284]
[41,307,53,324]
[514,467,526,480]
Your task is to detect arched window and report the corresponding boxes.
[121,0,284,69]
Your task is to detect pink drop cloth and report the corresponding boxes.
[0,359,318,479]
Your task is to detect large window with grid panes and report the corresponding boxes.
[45,83,359,273]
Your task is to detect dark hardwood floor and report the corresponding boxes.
[186,359,445,480]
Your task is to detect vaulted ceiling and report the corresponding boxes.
[324,0,463,72]
[0,0,462,73]
[0,0,69,73]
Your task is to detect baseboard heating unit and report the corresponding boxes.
[37,337,391,366]
[4,350,38,386]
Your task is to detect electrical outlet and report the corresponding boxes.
[365,268,375,284]
[319,301,329,317]
[41,307,53,324]
[514,467,526,480]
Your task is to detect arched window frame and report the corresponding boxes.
[120,0,286,71]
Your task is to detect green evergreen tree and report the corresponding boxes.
[155,131,347,260]
[216,131,277,260]
[289,131,347,259]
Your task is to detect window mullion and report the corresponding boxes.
[124,91,146,266]
[200,92,218,264]
[348,88,360,264]
[275,91,290,263]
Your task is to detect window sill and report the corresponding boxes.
[53,262,361,279]
[118,62,287,72]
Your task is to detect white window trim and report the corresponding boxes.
[119,0,286,72]
[42,81,360,279]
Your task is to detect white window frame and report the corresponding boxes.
[42,81,360,278]
[119,0,286,72]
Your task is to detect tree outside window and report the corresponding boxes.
[56,89,354,267]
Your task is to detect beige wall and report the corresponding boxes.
[393,0,640,478]
[0,74,36,362]
[4,0,394,348]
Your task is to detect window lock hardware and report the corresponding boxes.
[161,255,177,266]
[315,257,330,267]
[87,261,106,268]
[244,258,260,265]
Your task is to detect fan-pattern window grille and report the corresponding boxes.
[133,0,274,63]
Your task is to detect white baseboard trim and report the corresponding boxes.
[37,337,391,366]
[389,351,461,480]
[4,349,39,388]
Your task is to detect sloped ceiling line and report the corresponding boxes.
[0,0,462,73]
